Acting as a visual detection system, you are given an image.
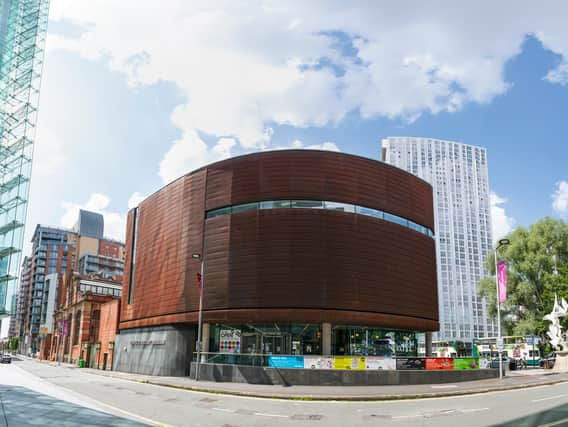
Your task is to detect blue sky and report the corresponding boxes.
[25,1,568,247]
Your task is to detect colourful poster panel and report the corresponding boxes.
[366,357,396,370]
[333,356,366,370]
[219,329,241,353]
[304,356,334,369]
[453,358,480,370]
[396,358,426,370]
[268,356,304,368]
[426,358,454,370]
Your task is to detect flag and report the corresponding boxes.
[498,260,507,303]
[197,272,202,290]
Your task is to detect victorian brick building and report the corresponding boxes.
[48,272,122,368]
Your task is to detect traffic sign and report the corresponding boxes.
[496,338,504,350]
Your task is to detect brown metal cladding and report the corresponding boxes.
[119,150,438,331]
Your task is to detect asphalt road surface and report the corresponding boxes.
[3,358,568,426]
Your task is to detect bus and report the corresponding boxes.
[432,340,473,358]
[476,336,540,366]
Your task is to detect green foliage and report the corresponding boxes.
[478,217,568,340]
[8,336,19,352]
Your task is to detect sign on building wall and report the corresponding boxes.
[304,356,334,369]
[333,356,366,370]
[425,357,454,370]
[57,320,70,336]
[396,358,426,370]
[219,329,241,353]
[366,357,396,370]
[453,358,479,370]
[268,356,304,368]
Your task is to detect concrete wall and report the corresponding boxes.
[190,363,499,386]
[113,325,195,376]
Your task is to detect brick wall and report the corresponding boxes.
[97,299,120,370]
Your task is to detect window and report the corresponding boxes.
[260,200,290,209]
[357,206,383,219]
[73,311,81,346]
[205,200,434,238]
[128,207,139,305]
[231,202,259,214]
[384,212,408,227]
[325,201,355,212]
[206,207,231,218]
[90,310,100,341]
[290,200,323,209]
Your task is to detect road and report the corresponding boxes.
[0,358,148,426]
[3,358,568,426]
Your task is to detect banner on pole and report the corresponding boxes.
[498,261,507,303]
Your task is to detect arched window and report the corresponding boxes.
[73,311,81,345]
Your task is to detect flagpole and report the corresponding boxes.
[193,254,205,381]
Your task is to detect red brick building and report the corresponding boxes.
[50,272,122,368]
[97,299,120,370]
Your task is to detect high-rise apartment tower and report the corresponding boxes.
[15,210,125,353]
[0,0,50,324]
[382,137,495,340]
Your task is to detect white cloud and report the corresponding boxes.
[490,192,516,242]
[127,192,147,210]
[61,193,126,241]
[266,139,340,152]
[552,181,568,216]
[47,2,568,184]
[159,131,237,184]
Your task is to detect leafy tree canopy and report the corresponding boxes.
[478,217,568,339]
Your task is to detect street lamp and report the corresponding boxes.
[192,253,204,381]
[494,238,510,379]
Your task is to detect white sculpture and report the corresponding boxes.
[543,295,568,350]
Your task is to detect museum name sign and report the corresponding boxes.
[130,340,166,346]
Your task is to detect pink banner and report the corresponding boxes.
[498,261,507,303]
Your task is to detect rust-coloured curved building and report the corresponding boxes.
[114,150,438,376]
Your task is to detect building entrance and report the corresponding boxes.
[240,332,292,354]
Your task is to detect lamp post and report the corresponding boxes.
[192,253,204,381]
[494,238,510,379]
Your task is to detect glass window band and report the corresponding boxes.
[206,200,434,238]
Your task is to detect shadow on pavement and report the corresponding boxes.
[495,402,568,427]
[0,385,148,426]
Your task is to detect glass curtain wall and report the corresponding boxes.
[0,0,50,317]
[210,323,322,355]
[332,326,420,357]
[208,323,422,358]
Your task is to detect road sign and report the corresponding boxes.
[497,338,504,351]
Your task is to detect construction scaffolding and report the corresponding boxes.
[0,0,50,317]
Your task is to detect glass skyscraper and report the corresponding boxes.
[382,137,496,341]
[0,0,50,320]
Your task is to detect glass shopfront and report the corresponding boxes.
[210,323,322,355]
[208,323,422,357]
[332,326,421,357]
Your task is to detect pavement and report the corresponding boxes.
[0,359,149,426]
[29,356,568,401]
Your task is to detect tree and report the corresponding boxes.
[478,217,568,339]
[8,336,19,353]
